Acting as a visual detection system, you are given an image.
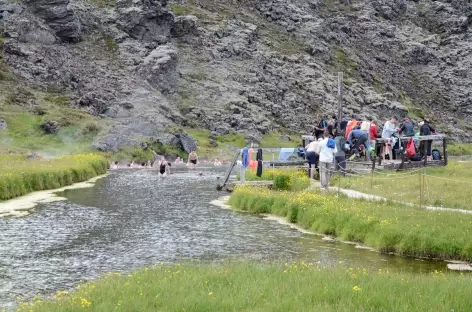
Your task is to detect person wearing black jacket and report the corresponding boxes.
[420,120,435,157]
[256,148,263,177]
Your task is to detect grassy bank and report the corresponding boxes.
[239,168,310,191]
[449,143,472,156]
[15,262,472,312]
[229,186,472,261]
[339,160,472,210]
[0,154,109,200]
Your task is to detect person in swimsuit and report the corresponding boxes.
[158,156,168,177]
[188,151,198,169]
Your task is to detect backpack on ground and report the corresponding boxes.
[406,138,416,158]
[432,149,442,160]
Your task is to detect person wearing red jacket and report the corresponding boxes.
[369,120,378,150]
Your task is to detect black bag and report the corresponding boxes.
[432,149,442,161]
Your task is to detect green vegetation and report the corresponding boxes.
[87,0,115,8]
[259,23,307,55]
[339,160,472,210]
[0,154,108,200]
[0,105,99,155]
[16,262,472,312]
[229,185,472,261]
[449,143,472,156]
[173,128,245,160]
[240,168,310,191]
[259,132,299,148]
[168,4,193,16]
[103,35,119,52]
[332,47,359,76]
[110,143,187,164]
[187,69,207,81]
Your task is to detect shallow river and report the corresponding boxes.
[0,167,445,309]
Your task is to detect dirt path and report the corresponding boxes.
[328,187,472,215]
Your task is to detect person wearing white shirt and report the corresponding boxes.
[381,116,398,162]
[317,131,338,190]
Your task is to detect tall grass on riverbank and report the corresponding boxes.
[15,262,472,312]
[0,154,108,200]
[339,160,472,210]
[229,186,472,261]
[239,168,310,191]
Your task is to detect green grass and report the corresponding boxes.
[0,154,108,200]
[449,143,472,156]
[0,106,98,155]
[239,168,310,191]
[110,143,187,164]
[259,23,307,56]
[87,0,115,8]
[229,185,472,261]
[15,262,472,312]
[339,160,472,210]
[332,47,359,76]
[175,128,245,160]
[259,132,299,148]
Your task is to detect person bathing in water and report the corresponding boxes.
[213,158,222,166]
[188,151,198,169]
[158,156,169,177]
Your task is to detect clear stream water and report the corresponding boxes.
[0,167,446,309]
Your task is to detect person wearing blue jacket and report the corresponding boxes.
[347,129,371,161]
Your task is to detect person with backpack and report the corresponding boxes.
[317,131,337,190]
[334,132,348,176]
[419,119,436,159]
[313,113,328,140]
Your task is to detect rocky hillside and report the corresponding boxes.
[0,0,470,152]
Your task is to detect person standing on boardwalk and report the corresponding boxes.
[381,116,398,162]
[317,131,337,190]
[334,133,347,176]
[400,117,415,137]
[419,119,436,159]
[313,113,328,140]
[369,120,378,151]
[305,138,321,178]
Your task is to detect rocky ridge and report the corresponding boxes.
[0,0,470,152]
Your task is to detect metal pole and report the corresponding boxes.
[337,72,343,133]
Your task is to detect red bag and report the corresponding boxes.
[406,138,416,157]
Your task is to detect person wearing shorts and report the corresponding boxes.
[188,151,198,169]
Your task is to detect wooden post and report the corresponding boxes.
[423,139,427,167]
[337,72,343,133]
[443,138,448,166]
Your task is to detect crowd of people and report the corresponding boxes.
[110,150,225,177]
[304,113,438,190]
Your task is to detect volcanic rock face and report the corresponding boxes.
[1,0,471,151]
